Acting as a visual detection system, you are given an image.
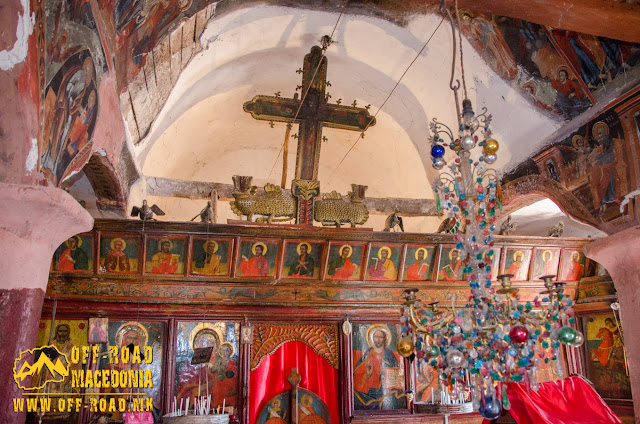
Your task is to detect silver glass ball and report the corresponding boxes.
[446,349,465,369]
[572,331,584,347]
[460,135,476,151]
[484,154,497,164]
[433,157,446,170]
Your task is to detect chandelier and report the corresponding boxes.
[397,1,583,420]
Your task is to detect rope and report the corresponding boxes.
[454,0,467,99]
[328,16,446,181]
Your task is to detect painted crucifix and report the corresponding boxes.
[243,45,376,182]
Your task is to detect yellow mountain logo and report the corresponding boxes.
[13,345,70,390]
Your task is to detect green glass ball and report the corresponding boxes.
[429,345,440,358]
[558,326,577,345]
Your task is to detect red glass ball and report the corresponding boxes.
[510,325,529,344]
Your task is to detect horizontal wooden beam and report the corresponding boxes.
[412,0,640,43]
[146,177,438,216]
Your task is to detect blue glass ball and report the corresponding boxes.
[431,144,445,158]
[479,395,503,420]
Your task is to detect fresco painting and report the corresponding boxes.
[41,0,108,185]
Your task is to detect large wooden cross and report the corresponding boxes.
[243,45,376,181]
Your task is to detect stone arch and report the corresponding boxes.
[81,153,127,213]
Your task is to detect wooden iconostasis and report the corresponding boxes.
[37,219,607,424]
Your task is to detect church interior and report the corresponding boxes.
[2,0,640,423]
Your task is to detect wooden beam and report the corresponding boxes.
[146,177,438,216]
[417,0,640,43]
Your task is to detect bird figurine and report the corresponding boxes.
[383,210,404,232]
[498,215,517,235]
[436,217,457,234]
[191,200,215,223]
[548,221,564,237]
[130,199,165,221]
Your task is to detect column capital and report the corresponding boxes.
[0,183,93,290]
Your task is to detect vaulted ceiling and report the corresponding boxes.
[64,0,640,235]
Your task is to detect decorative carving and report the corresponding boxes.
[250,324,338,370]
[229,175,295,223]
[314,184,369,228]
[291,179,320,225]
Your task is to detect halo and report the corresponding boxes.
[251,242,267,256]
[542,250,553,262]
[296,242,312,255]
[110,237,127,251]
[593,121,609,136]
[220,341,235,357]
[556,65,572,79]
[572,135,586,149]
[522,81,537,96]
[448,248,459,261]
[366,324,392,348]
[377,246,392,260]
[65,235,82,248]
[203,240,219,254]
[157,238,173,251]
[513,250,524,262]
[339,245,353,258]
[115,321,148,348]
[189,323,223,351]
[571,251,580,261]
[415,247,428,261]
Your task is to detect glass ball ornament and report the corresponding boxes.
[460,134,476,151]
[509,325,530,344]
[433,156,446,170]
[446,349,465,368]
[396,337,415,357]
[431,144,445,158]
[571,331,584,347]
[484,154,497,164]
[479,392,503,420]
[558,326,577,345]
[483,138,499,154]
[428,345,440,358]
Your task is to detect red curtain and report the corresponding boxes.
[249,341,339,424]
[482,376,622,424]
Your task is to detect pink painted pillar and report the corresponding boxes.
[584,227,640,423]
[0,183,93,423]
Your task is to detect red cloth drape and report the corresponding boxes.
[481,376,621,424]
[249,341,339,424]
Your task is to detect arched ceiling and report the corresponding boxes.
[135,5,560,205]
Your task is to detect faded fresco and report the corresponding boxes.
[53,234,93,272]
[175,321,239,409]
[584,314,632,400]
[352,323,406,411]
[505,109,633,223]
[41,0,108,185]
[460,12,640,121]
